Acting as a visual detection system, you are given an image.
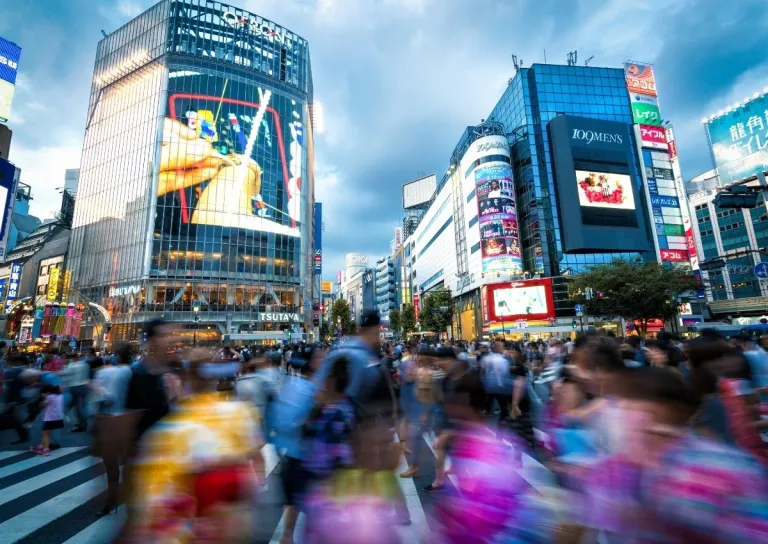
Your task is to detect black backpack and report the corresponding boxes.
[353,363,398,426]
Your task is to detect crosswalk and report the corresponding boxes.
[0,432,551,544]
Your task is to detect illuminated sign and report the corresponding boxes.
[650,195,680,208]
[639,124,668,150]
[413,293,420,321]
[576,171,635,210]
[109,284,141,297]
[624,62,658,97]
[487,278,555,322]
[256,312,300,322]
[0,37,21,123]
[321,281,333,294]
[314,202,322,275]
[660,249,687,262]
[632,102,662,126]
[394,227,402,250]
[46,267,60,301]
[5,261,22,311]
[476,141,507,153]
[706,93,768,184]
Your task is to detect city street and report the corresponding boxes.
[0,425,551,543]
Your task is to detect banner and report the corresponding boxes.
[47,267,60,301]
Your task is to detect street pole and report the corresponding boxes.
[580,315,584,333]
[193,305,199,347]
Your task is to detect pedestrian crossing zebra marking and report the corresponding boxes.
[0,448,84,479]
[0,456,102,507]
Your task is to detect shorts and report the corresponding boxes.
[43,420,64,430]
[280,456,313,507]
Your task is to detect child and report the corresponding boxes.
[31,384,63,456]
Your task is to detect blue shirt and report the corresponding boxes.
[272,376,317,459]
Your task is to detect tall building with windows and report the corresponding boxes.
[68,0,315,345]
[375,256,395,322]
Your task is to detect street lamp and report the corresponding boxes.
[193,304,200,347]
[498,300,508,340]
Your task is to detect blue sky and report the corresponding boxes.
[1,0,767,279]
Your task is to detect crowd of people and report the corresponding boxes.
[1,316,767,542]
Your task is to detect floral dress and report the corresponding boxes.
[126,392,262,543]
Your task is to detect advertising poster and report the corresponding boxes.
[624,62,658,97]
[576,170,636,210]
[487,278,554,322]
[660,249,687,262]
[321,281,333,294]
[0,37,21,123]
[413,293,420,321]
[46,267,60,301]
[314,202,322,275]
[0,157,17,243]
[158,72,304,238]
[6,261,21,311]
[639,124,668,150]
[474,163,523,275]
[0,278,5,304]
[632,102,662,126]
[706,93,768,184]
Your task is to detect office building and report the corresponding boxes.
[375,256,396,322]
[405,62,698,340]
[64,169,79,196]
[67,0,315,345]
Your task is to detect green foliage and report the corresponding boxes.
[320,321,330,342]
[330,298,356,336]
[389,308,401,336]
[401,303,416,336]
[419,288,453,335]
[570,257,698,335]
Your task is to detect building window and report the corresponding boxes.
[471,241,481,254]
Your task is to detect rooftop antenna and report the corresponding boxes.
[584,55,594,66]
[567,50,578,66]
[511,54,521,72]
[100,30,108,38]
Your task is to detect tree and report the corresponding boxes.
[330,298,356,336]
[401,304,416,337]
[389,308,401,338]
[320,321,330,342]
[420,288,454,337]
[570,257,698,336]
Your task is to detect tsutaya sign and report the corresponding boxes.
[256,312,300,322]
[221,9,294,49]
[109,285,141,297]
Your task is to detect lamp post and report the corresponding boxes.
[193,305,199,347]
[499,300,508,340]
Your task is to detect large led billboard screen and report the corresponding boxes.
[0,37,21,123]
[706,93,768,184]
[487,278,554,322]
[548,115,651,253]
[0,157,17,243]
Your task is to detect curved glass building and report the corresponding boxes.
[68,0,315,345]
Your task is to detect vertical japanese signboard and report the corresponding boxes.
[6,261,21,311]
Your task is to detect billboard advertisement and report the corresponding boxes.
[548,115,650,253]
[314,202,322,275]
[624,62,658,98]
[0,37,21,123]
[321,281,333,294]
[0,157,17,243]
[639,124,668,150]
[576,171,636,210]
[631,102,662,126]
[487,278,555,322]
[157,70,304,238]
[394,227,402,251]
[6,261,21,311]
[464,136,523,275]
[706,93,768,184]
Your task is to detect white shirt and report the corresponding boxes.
[93,365,132,414]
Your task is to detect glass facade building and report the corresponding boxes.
[487,64,651,278]
[68,0,315,345]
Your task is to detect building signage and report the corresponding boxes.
[653,167,674,180]
[571,129,623,145]
[632,102,662,126]
[660,249,687,262]
[337,270,343,284]
[5,261,21,311]
[705,93,768,184]
[347,255,368,265]
[46,267,60,301]
[624,62,658,97]
[314,249,322,273]
[647,178,658,194]
[650,195,679,208]
[394,227,402,250]
[109,284,141,297]
[413,293,420,321]
[321,281,333,294]
[256,312,299,322]
[314,202,322,275]
[476,141,507,153]
[221,9,295,49]
[0,37,21,123]
[0,278,5,303]
[639,124,668,150]
[456,273,476,293]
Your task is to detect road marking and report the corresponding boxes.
[0,451,30,461]
[61,509,126,544]
[0,476,106,542]
[0,447,85,479]
[0,456,103,506]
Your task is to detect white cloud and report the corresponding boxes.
[116,0,143,18]
[11,136,82,220]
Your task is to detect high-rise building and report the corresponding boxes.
[68,1,315,345]
[375,256,395,321]
[406,62,667,340]
[64,169,79,196]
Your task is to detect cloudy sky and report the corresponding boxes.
[2,0,767,279]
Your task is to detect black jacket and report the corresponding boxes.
[125,363,169,443]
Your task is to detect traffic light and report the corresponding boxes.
[714,186,760,209]
[572,319,577,329]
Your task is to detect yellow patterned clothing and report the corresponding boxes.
[127,392,262,543]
